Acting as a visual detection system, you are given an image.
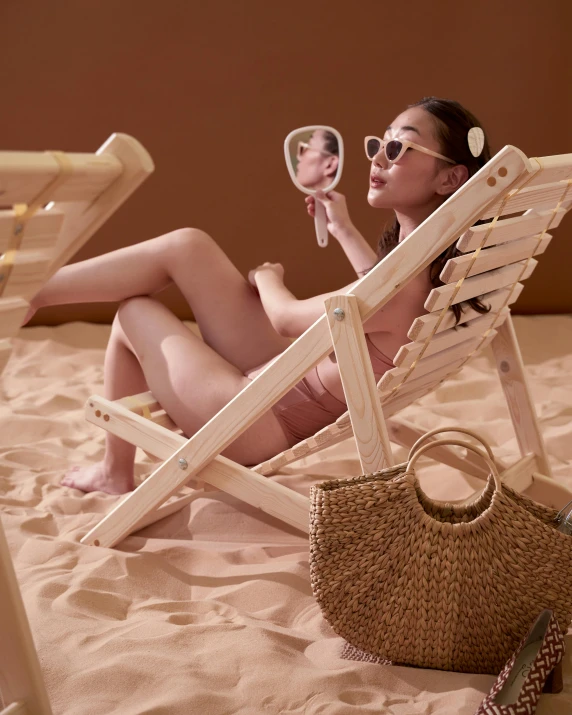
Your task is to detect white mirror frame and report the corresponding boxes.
[284,125,344,195]
[284,125,344,248]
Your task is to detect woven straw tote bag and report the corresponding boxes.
[309,427,572,674]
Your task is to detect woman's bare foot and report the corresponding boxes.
[61,462,135,494]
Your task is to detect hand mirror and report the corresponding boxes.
[284,125,344,247]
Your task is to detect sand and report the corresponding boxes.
[1,315,571,714]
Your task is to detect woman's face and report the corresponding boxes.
[295,130,338,190]
[367,106,451,211]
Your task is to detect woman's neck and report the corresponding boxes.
[395,198,444,242]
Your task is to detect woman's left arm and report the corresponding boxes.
[251,263,359,338]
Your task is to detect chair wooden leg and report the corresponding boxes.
[0,518,52,715]
[81,313,337,548]
[497,453,572,509]
[498,453,538,491]
[527,472,572,510]
[325,294,393,473]
[491,314,552,477]
[82,395,310,547]
[130,488,204,532]
[0,339,13,377]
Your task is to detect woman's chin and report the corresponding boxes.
[367,191,390,208]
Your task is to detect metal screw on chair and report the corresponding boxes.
[333,308,345,321]
[178,458,188,470]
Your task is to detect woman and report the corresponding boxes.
[23,96,491,494]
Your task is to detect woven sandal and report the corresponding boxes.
[475,609,565,714]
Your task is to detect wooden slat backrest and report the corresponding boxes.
[425,259,537,311]
[378,331,498,392]
[393,309,508,369]
[380,357,467,399]
[0,151,122,205]
[0,134,154,377]
[482,180,572,218]
[407,283,523,340]
[0,151,122,305]
[0,211,63,315]
[441,233,551,283]
[373,152,571,410]
[457,207,566,252]
[514,154,572,187]
[0,211,64,254]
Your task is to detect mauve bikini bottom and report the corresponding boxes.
[262,365,348,448]
[246,336,395,449]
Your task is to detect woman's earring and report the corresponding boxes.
[467,127,485,158]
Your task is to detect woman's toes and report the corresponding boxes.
[60,462,134,495]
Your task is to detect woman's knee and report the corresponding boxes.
[112,302,143,351]
[117,295,152,315]
[115,297,158,346]
[166,227,216,260]
[108,298,140,353]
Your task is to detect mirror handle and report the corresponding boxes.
[314,199,328,248]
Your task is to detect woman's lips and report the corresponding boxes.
[370,176,386,188]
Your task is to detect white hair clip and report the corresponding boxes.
[467,127,485,158]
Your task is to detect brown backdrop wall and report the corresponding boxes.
[2,0,571,324]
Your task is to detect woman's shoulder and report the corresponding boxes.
[364,269,431,335]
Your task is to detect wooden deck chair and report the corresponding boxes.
[79,144,572,550]
[0,134,154,376]
[0,516,52,715]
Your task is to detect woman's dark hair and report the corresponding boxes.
[322,130,339,156]
[375,96,492,324]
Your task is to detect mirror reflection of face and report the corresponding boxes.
[292,129,339,189]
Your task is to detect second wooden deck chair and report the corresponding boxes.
[0,134,154,377]
[0,134,153,712]
[79,144,572,549]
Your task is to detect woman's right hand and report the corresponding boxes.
[305,190,353,240]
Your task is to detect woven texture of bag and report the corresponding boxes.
[309,429,572,674]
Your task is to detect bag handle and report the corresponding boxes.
[406,439,503,493]
[407,426,497,464]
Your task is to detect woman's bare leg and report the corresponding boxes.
[62,316,147,493]
[61,297,290,494]
[31,228,291,372]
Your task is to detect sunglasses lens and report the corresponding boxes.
[366,138,381,159]
[385,140,403,162]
